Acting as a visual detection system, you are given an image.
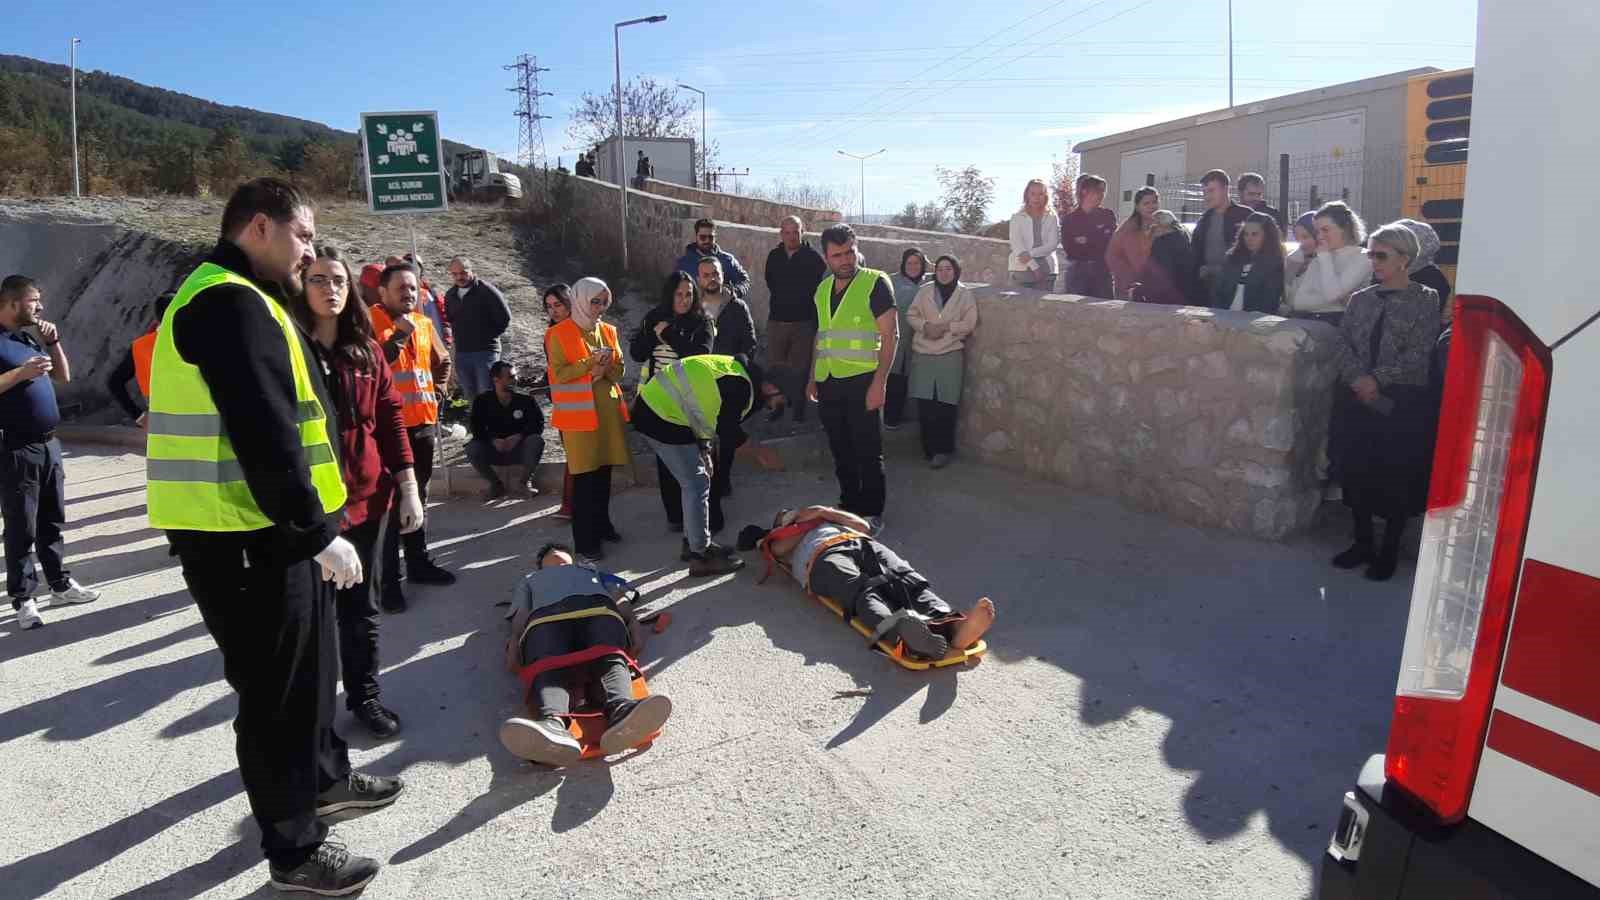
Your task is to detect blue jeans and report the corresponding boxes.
[645,436,710,554]
[455,350,498,402]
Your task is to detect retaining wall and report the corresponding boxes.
[640,179,840,228]
[949,287,1340,539]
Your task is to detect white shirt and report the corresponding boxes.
[787,522,852,590]
[1290,245,1373,314]
[1009,209,1061,273]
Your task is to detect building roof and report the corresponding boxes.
[1074,67,1443,152]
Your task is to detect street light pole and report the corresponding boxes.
[70,37,82,198]
[677,83,705,189]
[836,148,885,223]
[1227,0,1234,108]
[614,15,667,274]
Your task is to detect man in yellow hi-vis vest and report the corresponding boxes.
[805,224,898,535]
[147,179,397,896]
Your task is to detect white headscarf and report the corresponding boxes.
[570,276,610,331]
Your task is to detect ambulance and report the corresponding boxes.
[1317,2,1599,896]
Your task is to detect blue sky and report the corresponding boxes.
[6,0,1476,219]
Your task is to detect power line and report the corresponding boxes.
[505,54,552,169]
[625,38,1472,65]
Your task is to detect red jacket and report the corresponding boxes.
[333,339,415,530]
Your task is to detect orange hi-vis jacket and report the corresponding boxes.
[131,329,158,397]
[547,318,629,432]
[370,304,441,428]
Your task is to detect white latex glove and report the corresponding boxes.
[397,481,425,534]
[314,536,364,590]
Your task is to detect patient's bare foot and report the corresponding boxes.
[950,597,996,650]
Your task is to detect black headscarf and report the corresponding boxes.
[934,254,962,303]
[899,247,928,281]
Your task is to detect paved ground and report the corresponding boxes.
[0,445,1412,899]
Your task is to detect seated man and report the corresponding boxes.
[500,542,672,766]
[738,506,996,660]
[465,360,545,499]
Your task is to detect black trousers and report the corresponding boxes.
[883,372,909,426]
[335,516,382,710]
[919,399,959,458]
[1065,258,1113,298]
[520,594,634,720]
[2,438,70,604]
[807,539,953,632]
[169,529,349,868]
[382,425,435,584]
[571,466,616,556]
[817,374,886,517]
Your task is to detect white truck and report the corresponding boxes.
[1317,1,1600,897]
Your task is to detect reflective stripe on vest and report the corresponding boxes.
[146,262,346,531]
[131,331,157,397]
[548,319,630,432]
[637,354,750,441]
[813,268,886,381]
[370,305,439,428]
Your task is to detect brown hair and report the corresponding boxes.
[1200,169,1231,188]
[1075,174,1107,193]
[296,245,376,371]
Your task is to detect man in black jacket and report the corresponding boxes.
[1237,172,1284,232]
[762,216,826,422]
[465,361,546,499]
[696,256,757,516]
[160,179,400,896]
[1191,169,1253,304]
[444,256,511,402]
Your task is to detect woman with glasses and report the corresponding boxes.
[546,277,630,564]
[295,247,425,737]
[543,285,576,521]
[1326,223,1442,581]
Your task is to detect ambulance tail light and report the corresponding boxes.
[1384,296,1552,824]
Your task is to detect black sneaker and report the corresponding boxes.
[1331,544,1373,569]
[599,694,673,755]
[316,771,404,817]
[379,582,407,614]
[268,840,379,896]
[688,551,744,577]
[353,699,402,738]
[407,560,456,586]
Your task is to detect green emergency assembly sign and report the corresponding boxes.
[361,111,448,214]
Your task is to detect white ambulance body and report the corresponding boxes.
[1317,1,1600,897]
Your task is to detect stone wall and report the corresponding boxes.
[849,223,1011,286]
[950,286,1339,539]
[565,175,707,282]
[641,179,841,228]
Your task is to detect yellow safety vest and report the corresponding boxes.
[146,262,346,531]
[638,354,751,440]
[813,267,886,381]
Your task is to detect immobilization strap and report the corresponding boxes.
[517,643,637,691]
[516,606,628,650]
[757,519,867,586]
[865,608,916,648]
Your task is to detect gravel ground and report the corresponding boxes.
[0,444,1412,899]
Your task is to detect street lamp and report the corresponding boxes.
[837,148,885,223]
[676,83,705,190]
[614,14,667,273]
[70,37,82,199]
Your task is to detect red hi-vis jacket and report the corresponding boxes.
[547,318,629,432]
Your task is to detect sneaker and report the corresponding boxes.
[48,579,100,606]
[14,598,43,630]
[406,560,457,586]
[599,694,673,755]
[499,716,583,767]
[353,699,402,738]
[379,582,407,614]
[688,551,744,577]
[268,839,379,896]
[316,771,404,817]
[679,539,735,562]
[929,454,951,470]
[482,481,507,501]
[577,552,604,568]
[1331,544,1373,570]
[522,476,541,497]
[865,516,885,537]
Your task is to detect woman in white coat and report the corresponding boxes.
[1285,201,1372,325]
[907,255,979,468]
[1008,179,1059,290]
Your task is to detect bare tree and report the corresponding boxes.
[1050,141,1082,216]
[744,176,852,212]
[936,165,996,235]
[568,75,697,148]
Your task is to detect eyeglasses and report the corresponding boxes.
[306,275,348,289]
[1369,250,1393,262]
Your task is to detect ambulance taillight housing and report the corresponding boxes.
[1384,296,1552,824]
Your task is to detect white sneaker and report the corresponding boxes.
[15,598,44,630]
[49,579,100,606]
[499,716,583,767]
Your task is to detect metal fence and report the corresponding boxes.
[1136,142,1467,235]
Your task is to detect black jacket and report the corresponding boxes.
[764,241,828,323]
[1133,231,1198,306]
[105,347,142,419]
[629,305,714,380]
[1192,202,1254,277]
[708,295,757,369]
[445,278,512,354]
[168,239,342,562]
[1248,200,1285,232]
[1210,257,1285,314]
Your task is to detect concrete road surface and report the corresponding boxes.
[0,446,1411,899]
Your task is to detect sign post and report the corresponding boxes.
[360,110,449,215]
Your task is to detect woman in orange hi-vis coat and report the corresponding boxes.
[548,277,630,562]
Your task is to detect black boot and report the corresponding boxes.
[403,529,456,586]
[1332,510,1375,569]
[1366,517,1406,581]
[380,579,407,614]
